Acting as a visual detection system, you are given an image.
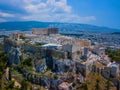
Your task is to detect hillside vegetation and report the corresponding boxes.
[106,49,120,62]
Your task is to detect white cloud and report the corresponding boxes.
[21,0,96,23]
[0,11,15,17]
[0,0,96,23]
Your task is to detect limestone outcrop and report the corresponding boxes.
[8,47,21,65]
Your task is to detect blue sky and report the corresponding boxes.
[0,0,120,29]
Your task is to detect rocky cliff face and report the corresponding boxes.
[8,47,21,65]
[53,58,75,73]
[4,38,17,53]
[34,58,47,73]
[21,44,42,54]
[4,38,21,65]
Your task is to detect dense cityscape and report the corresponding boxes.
[0,27,120,90]
[0,0,120,90]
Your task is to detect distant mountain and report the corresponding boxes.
[0,21,120,33]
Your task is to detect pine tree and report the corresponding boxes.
[95,79,100,90]
[106,79,111,90]
[21,80,27,90]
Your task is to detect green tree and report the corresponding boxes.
[106,79,111,90]
[95,79,100,90]
[4,81,15,89]
[81,83,88,90]
[22,58,32,66]
[21,80,28,90]
[9,68,12,81]
[54,74,58,79]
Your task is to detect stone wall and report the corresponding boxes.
[32,28,59,35]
